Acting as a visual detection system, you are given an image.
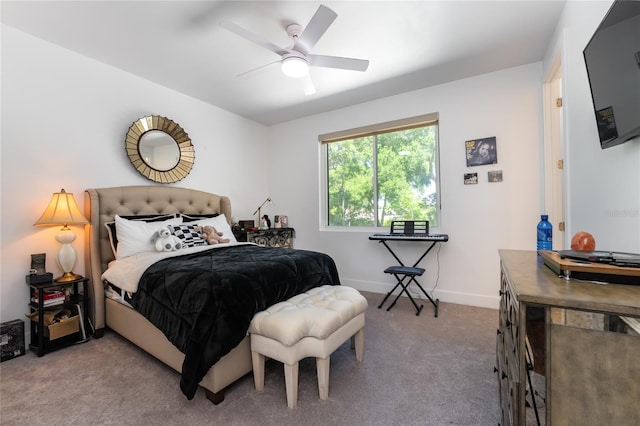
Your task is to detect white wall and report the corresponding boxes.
[268,63,543,309]
[0,26,269,325]
[543,1,640,253]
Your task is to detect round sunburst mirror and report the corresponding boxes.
[125,115,195,183]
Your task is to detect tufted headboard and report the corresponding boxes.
[84,186,232,334]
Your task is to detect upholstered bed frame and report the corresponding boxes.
[84,186,252,404]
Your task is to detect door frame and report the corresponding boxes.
[543,52,565,250]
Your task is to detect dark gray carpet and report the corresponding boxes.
[0,292,502,425]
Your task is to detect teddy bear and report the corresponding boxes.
[199,225,230,245]
[150,226,182,252]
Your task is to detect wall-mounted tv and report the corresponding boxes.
[583,0,640,149]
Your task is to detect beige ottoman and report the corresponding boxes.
[249,285,368,408]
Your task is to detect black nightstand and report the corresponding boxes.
[232,226,248,242]
[27,276,90,356]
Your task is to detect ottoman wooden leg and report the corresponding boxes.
[284,362,299,408]
[354,328,365,362]
[252,351,265,391]
[316,356,330,400]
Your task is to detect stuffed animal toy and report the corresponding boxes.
[151,226,182,252]
[199,225,230,245]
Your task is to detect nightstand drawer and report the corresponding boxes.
[46,315,79,340]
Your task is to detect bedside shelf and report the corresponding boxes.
[27,276,90,356]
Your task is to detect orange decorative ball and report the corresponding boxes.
[571,232,596,251]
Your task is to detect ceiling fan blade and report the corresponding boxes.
[293,5,337,54]
[236,60,280,79]
[309,54,369,72]
[220,21,288,56]
[302,74,316,95]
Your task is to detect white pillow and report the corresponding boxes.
[184,214,237,243]
[115,215,183,258]
[104,214,178,258]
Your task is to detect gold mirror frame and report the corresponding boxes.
[125,115,195,183]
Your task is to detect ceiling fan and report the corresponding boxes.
[220,4,369,95]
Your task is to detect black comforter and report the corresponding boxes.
[130,244,340,399]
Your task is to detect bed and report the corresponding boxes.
[84,186,340,403]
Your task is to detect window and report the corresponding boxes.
[320,113,439,228]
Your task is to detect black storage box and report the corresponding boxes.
[25,272,53,285]
[1,319,26,362]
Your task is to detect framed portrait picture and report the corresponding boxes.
[278,215,289,228]
[30,253,47,275]
[465,136,498,167]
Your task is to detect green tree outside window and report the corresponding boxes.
[327,124,438,227]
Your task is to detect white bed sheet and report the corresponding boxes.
[102,242,251,293]
[105,285,134,308]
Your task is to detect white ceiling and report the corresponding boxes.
[1,1,566,126]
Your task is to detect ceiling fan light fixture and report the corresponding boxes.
[281,56,309,78]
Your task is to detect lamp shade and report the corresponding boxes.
[34,189,88,227]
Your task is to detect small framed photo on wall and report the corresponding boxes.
[488,170,503,182]
[464,173,478,185]
[466,136,498,167]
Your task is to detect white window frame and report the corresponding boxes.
[319,113,441,232]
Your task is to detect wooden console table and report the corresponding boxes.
[497,250,640,425]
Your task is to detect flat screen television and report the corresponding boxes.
[583,0,640,149]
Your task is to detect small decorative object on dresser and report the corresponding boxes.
[570,231,596,251]
[279,215,288,228]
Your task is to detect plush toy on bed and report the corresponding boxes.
[199,225,230,245]
[151,226,182,252]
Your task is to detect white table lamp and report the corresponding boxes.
[34,189,89,282]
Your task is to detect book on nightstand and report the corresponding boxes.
[31,290,65,306]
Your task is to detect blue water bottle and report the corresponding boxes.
[537,214,552,251]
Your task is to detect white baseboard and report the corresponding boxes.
[340,278,499,310]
